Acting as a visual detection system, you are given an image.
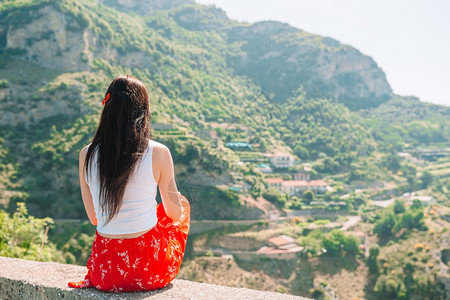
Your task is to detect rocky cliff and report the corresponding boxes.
[227,21,393,110]
[0,1,392,114]
[1,4,90,71]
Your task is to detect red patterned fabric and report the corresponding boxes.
[68,196,190,292]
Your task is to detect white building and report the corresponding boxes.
[265,177,283,190]
[269,152,295,169]
[265,178,329,195]
[293,170,311,181]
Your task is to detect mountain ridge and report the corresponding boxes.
[0,0,448,220]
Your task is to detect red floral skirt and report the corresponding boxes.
[68,196,190,292]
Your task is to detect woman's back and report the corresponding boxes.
[68,75,190,292]
[86,139,159,235]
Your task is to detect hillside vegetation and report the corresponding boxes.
[1,0,446,219]
[0,1,449,298]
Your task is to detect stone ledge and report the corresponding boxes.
[0,257,310,299]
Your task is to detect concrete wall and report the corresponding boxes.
[0,256,310,300]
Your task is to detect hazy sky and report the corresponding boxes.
[196,0,450,106]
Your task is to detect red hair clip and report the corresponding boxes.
[102,93,110,105]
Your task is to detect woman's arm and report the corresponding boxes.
[79,146,97,225]
[154,144,182,221]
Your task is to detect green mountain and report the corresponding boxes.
[227,21,393,110]
[0,0,448,220]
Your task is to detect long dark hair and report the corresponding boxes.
[85,75,151,223]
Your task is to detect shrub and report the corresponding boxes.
[309,287,325,299]
[302,190,314,205]
[414,243,424,250]
[394,200,406,214]
[374,212,396,238]
[411,199,423,210]
[0,203,64,262]
[367,246,380,274]
[262,188,286,208]
[322,230,360,257]
[420,171,433,189]
[0,79,9,88]
[374,275,407,300]
[298,230,324,255]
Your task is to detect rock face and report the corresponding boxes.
[227,21,393,110]
[1,3,393,112]
[0,5,90,71]
[0,2,156,127]
[0,3,157,73]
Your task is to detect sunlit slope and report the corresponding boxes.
[0,0,447,220]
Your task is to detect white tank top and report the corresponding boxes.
[85,139,158,235]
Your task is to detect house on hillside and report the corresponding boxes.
[232,235,304,261]
[255,235,304,260]
[293,169,311,181]
[269,152,295,169]
[305,180,330,194]
[268,235,295,247]
[282,180,309,195]
[265,177,283,190]
[264,178,330,195]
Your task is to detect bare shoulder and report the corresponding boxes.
[151,141,172,183]
[79,144,90,158]
[151,140,170,158]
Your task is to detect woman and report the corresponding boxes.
[68,75,190,292]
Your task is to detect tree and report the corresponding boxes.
[367,246,380,274]
[374,212,396,238]
[302,190,314,205]
[401,164,416,177]
[0,203,64,262]
[420,171,433,189]
[384,154,401,172]
[374,275,407,300]
[393,211,413,233]
[322,230,343,256]
[406,176,415,192]
[294,144,309,160]
[182,143,200,163]
[412,211,426,230]
[322,230,360,257]
[342,234,360,256]
[411,199,423,210]
[394,200,406,214]
[262,188,286,208]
